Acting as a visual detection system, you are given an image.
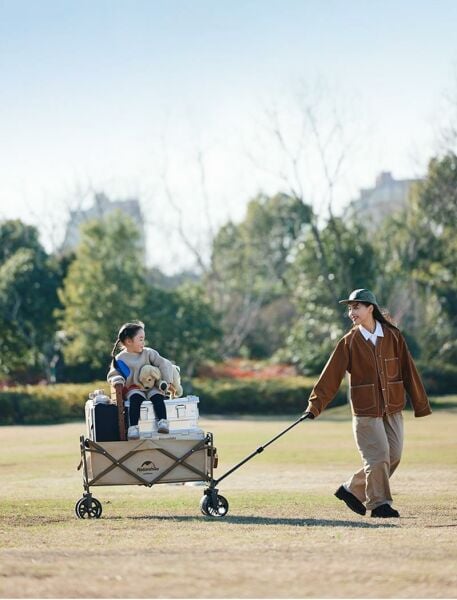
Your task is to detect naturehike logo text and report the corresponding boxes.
[137,460,159,473]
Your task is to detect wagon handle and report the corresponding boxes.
[211,414,310,487]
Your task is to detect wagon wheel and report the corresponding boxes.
[200,493,229,517]
[75,496,103,519]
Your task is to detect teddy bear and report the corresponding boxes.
[138,365,162,391]
[139,364,183,398]
[168,365,183,398]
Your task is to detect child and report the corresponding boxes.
[107,320,174,438]
[303,289,431,518]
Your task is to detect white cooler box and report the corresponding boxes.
[139,395,202,439]
[166,395,200,429]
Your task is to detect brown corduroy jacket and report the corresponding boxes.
[306,324,432,418]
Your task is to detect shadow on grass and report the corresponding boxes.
[4,513,396,528]
[119,514,397,529]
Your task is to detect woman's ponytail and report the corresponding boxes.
[372,305,398,328]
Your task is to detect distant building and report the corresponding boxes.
[61,192,145,254]
[347,172,421,228]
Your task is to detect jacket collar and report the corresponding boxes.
[359,320,384,342]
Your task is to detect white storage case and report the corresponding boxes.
[138,394,201,439]
[138,422,205,440]
[165,395,200,429]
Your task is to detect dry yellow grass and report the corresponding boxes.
[0,409,456,598]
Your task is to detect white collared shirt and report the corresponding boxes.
[359,320,384,346]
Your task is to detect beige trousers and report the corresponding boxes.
[344,412,404,510]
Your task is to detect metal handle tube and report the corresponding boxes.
[212,415,308,487]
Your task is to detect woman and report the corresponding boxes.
[303,288,431,518]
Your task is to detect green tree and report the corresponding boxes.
[59,212,222,379]
[0,220,62,381]
[375,153,457,363]
[415,154,457,329]
[208,192,312,357]
[282,217,378,373]
[58,213,146,372]
[142,283,221,377]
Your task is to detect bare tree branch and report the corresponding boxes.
[257,88,355,303]
[197,149,215,242]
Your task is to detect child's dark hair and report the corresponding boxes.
[111,320,145,360]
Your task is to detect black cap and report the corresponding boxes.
[339,288,379,306]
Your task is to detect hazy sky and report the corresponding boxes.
[1,0,456,272]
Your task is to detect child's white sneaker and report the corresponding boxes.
[127,425,139,440]
[157,419,169,434]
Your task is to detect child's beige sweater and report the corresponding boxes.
[107,347,174,393]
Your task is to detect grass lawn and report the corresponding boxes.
[0,403,456,598]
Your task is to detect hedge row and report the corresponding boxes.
[1,364,455,426]
[190,377,347,415]
[0,382,107,425]
[0,377,348,425]
[416,361,457,396]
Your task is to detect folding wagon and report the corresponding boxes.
[75,430,228,518]
[76,384,229,518]
[75,384,308,519]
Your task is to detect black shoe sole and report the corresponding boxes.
[334,485,366,516]
[371,504,400,518]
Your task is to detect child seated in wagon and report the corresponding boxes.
[107,320,175,438]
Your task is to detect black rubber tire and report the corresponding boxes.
[200,493,229,517]
[75,496,103,519]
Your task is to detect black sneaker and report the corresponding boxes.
[334,485,366,516]
[371,504,400,518]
